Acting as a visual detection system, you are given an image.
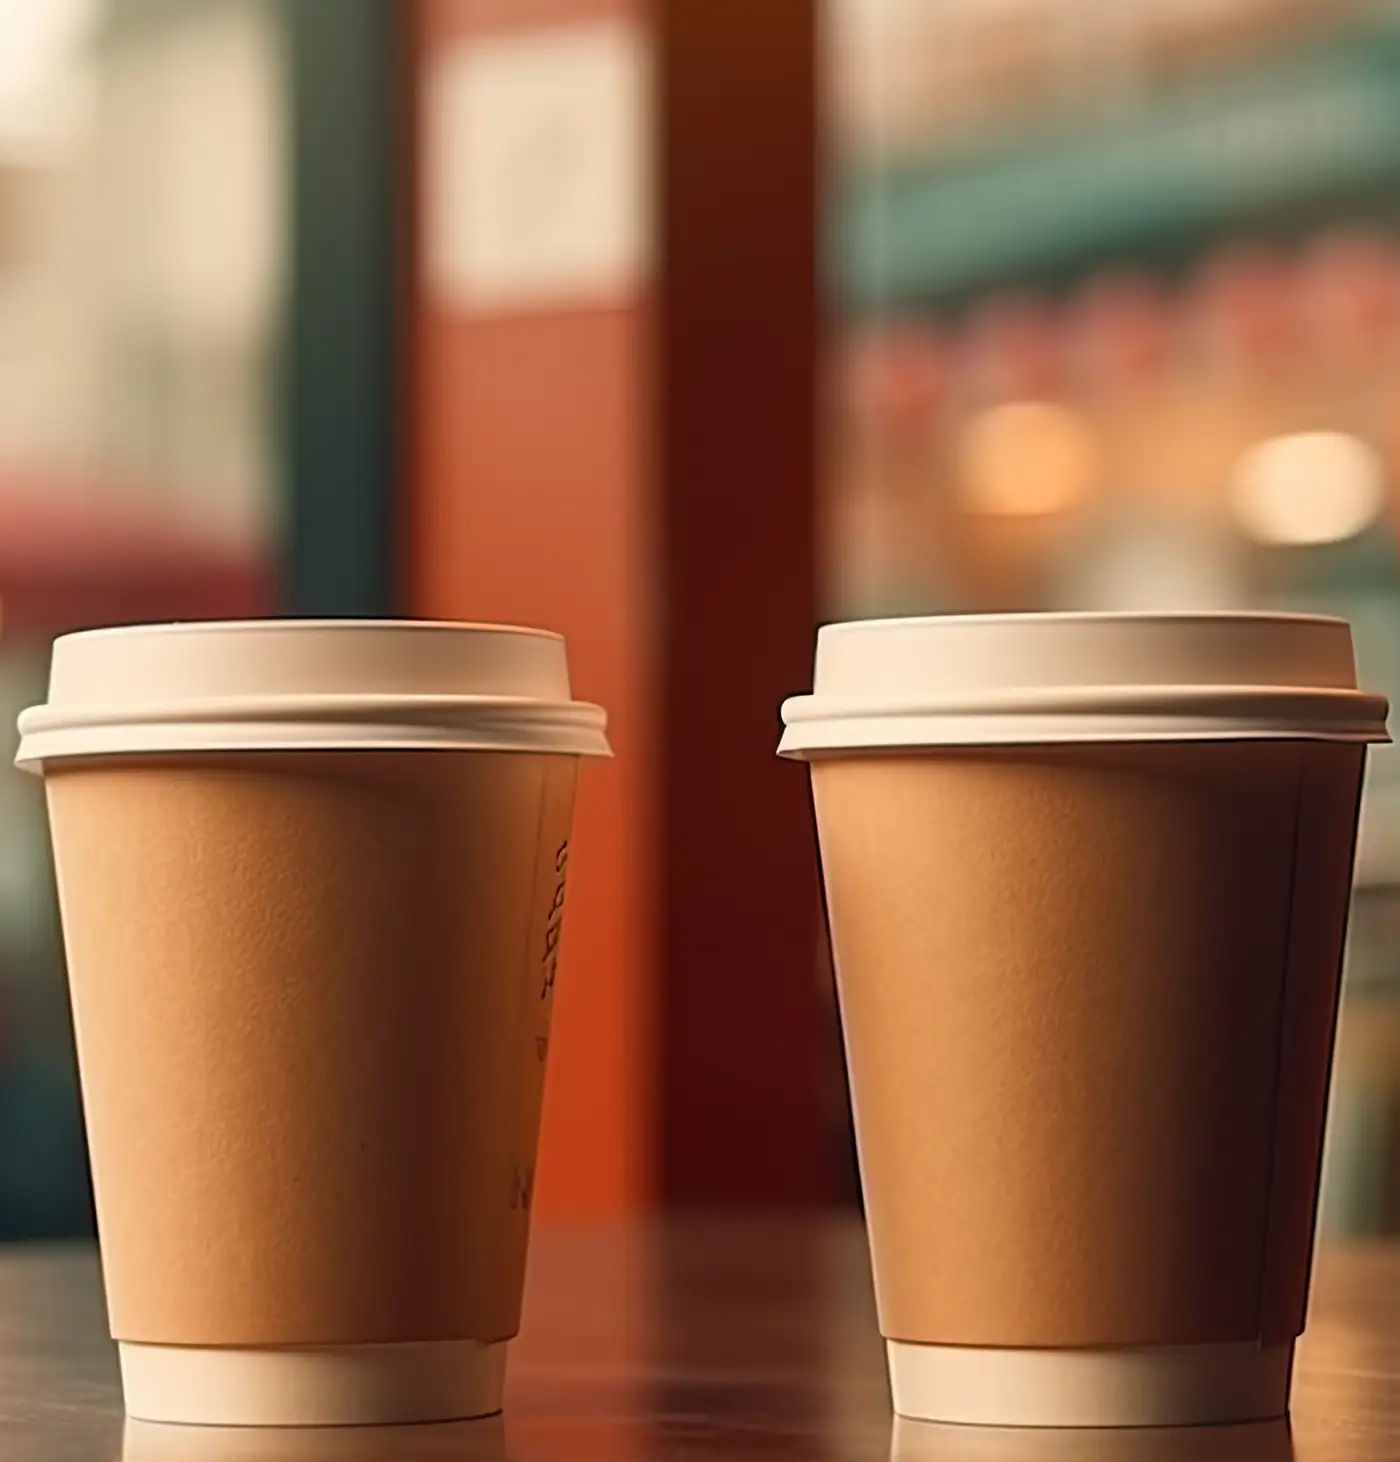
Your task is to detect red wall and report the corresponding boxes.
[408,0,827,1214]
[410,0,655,1217]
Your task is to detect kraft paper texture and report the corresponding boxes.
[812,742,1363,1348]
[47,750,578,1347]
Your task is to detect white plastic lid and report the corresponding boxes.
[778,612,1390,757]
[16,620,611,772]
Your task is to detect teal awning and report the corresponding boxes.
[838,24,1400,309]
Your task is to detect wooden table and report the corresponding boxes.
[4,1219,1400,1461]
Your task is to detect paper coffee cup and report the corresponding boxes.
[17,621,610,1427]
[780,613,1390,1428]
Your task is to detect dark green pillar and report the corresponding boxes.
[283,0,401,615]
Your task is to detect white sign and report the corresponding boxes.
[424,21,649,313]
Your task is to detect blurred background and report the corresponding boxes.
[0,0,283,1239]
[826,0,1400,1236]
[2,0,1400,1238]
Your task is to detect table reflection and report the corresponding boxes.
[890,1417,1294,1462]
[121,1418,512,1462]
[122,1415,1301,1462]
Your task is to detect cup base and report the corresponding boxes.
[118,1339,508,1426]
[887,1340,1293,1428]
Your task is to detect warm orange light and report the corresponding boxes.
[957,400,1097,516]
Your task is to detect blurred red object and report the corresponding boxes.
[0,475,276,639]
[1299,228,1400,366]
[840,321,954,442]
[1188,244,1298,369]
[962,293,1068,403]
[1071,271,1175,388]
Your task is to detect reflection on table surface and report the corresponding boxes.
[121,1420,511,1461]
[116,1417,1299,1462]
[888,1418,1294,1462]
[4,1221,1400,1460]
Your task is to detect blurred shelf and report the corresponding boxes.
[838,18,1400,309]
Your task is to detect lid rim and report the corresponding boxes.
[779,721,1391,759]
[779,692,1390,755]
[782,685,1389,719]
[51,618,567,644]
[19,693,608,735]
[783,683,1388,730]
[16,720,612,773]
[16,702,610,773]
[818,609,1353,633]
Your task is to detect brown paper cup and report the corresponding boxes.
[18,620,611,1426]
[47,751,577,1423]
[814,743,1363,1424]
[781,613,1389,1427]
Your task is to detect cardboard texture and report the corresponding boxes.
[46,750,578,1347]
[812,743,1362,1348]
